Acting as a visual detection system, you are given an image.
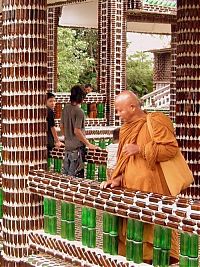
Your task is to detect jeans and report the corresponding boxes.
[63,148,84,178]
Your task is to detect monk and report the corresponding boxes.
[101,91,180,264]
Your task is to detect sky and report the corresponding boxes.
[127,32,171,55]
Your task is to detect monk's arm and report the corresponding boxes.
[153,142,178,162]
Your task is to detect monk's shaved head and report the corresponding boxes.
[116,90,140,107]
[115,90,143,122]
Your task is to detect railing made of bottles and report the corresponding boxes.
[29,167,200,267]
[54,92,106,120]
[48,137,111,181]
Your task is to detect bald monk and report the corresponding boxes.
[101,91,181,264]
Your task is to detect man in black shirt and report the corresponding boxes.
[47,92,64,155]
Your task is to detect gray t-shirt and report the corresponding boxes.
[61,103,85,151]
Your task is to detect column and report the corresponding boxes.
[169,23,177,122]
[1,0,47,265]
[98,0,127,126]
[47,7,61,93]
[176,0,200,199]
[0,15,2,141]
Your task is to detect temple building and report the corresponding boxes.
[0,0,199,266]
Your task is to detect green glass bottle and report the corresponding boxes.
[133,241,143,263]
[133,220,144,242]
[61,202,67,220]
[61,220,67,239]
[110,215,118,235]
[179,255,189,267]
[126,239,134,261]
[160,249,170,267]
[86,163,91,179]
[88,228,96,248]
[66,203,75,221]
[154,225,162,248]
[82,207,88,226]
[103,233,110,253]
[66,221,75,241]
[88,208,96,228]
[81,103,88,116]
[110,234,118,255]
[189,234,199,258]
[54,158,58,172]
[160,228,172,250]
[43,198,49,216]
[188,257,198,267]
[102,165,107,181]
[127,219,134,240]
[90,163,95,179]
[57,159,62,173]
[82,226,88,246]
[103,213,110,233]
[48,216,57,235]
[98,165,103,182]
[49,199,56,216]
[180,233,189,256]
[153,247,161,266]
[44,215,49,233]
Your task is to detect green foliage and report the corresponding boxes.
[57,28,97,92]
[126,52,153,97]
[58,28,153,96]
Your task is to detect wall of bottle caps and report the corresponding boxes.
[169,23,177,122]
[47,7,60,93]
[1,0,47,264]
[98,0,127,126]
[153,51,171,85]
[176,0,200,200]
[29,169,200,267]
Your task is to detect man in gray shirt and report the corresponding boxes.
[61,85,97,177]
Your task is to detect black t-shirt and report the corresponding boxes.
[47,107,55,150]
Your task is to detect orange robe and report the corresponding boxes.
[111,112,179,261]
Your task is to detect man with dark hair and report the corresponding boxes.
[46,92,64,155]
[61,85,98,178]
[84,84,93,94]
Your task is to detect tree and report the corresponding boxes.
[126,52,153,97]
[57,28,96,92]
[58,28,153,95]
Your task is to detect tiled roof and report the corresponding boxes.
[144,0,176,8]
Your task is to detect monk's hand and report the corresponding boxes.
[100,180,112,189]
[122,144,140,157]
[100,176,121,189]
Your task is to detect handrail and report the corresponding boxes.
[141,84,170,100]
[28,170,200,235]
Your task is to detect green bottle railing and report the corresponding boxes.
[44,140,199,267]
[29,166,200,267]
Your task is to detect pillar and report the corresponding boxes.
[1,0,47,265]
[47,7,61,93]
[98,0,127,126]
[176,0,200,199]
[170,23,177,122]
[0,14,2,142]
